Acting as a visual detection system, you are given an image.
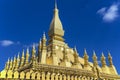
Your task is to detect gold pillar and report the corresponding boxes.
[42,72,45,80]
[46,72,50,80]
[71,75,74,80]
[59,74,62,80]
[25,48,29,65]
[78,76,81,80]
[51,73,55,80]
[36,73,40,80]
[75,76,77,80]
[67,75,70,80]
[63,74,66,80]
[55,73,59,80]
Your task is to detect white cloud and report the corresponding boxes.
[0,40,14,47]
[0,40,20,47]
[97,3,119,22]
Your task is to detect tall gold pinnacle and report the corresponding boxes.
[25,48,29,65]
[84,49,89,60]
[108,52,113,66]
[101,52,106,67]
[43,32,46,40]
[83,49,89,66]
[92,50,98,67]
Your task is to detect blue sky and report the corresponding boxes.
[0,0,120,74]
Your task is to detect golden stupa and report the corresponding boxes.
[0,1,120,80]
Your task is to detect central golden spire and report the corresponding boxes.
[48,0,64,40]
[48,0,65,46]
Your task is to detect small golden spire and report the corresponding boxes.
[83,49,89,66]
[15,53,20,70]
[5,62,7,70]
[31,44,36,66]
[108,51,112,59]
[101,52,106,67]
[92,50,98,67]
[32,44,35,50]
[5,58,10,70]
[74,47,79,64]
[25,48,29,64]
[38,39,42,52]
[39,38,41,43]
[43,32,46,40]
[32,44,36,58]
[26,48,29,55]
[74,46,78,54]
[22,50,25,57]
[39,38,41,44]
[101,52,105,57]
[27,48,29,54]
[93,50,97,60]
[41,33,47,50]
[108,52,113,66]
[8,58,10,69]
[8,58,10,62]
[7,58,10,66]
[38,39,42,63]
[9,58,13,70]
[12,55,16,70]
[84,49,89,60]
[20,50,25,67]
[17,52,20,59]
[17,53,20,63]
[13,55,16,61]
[74,46,79,57]
[93,50,96,56]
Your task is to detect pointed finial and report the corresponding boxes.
[101,52,106,67]
[108,51,113,66]
[43,32,46,40]
[93,51,98,67]
[27,48,29,53]
[55,0,57,9]
[74,46,79,56]
[108,51,112,58]
[22,49,25,57]
[32,44,35,49]
[10,57,13,64]
[25,48,29,64]
[74,46,77,53]
[8,57,10,62]
[93,50,97,58]
[38,39,42,51]
[93,50,96,56]
[14,55,16,61]
[39,38,41,44]
[83,48,89,60]
[26,48,29,58]
[17,52,20,59]
[9,57,13,69]
[84,48,87,55]
[101,52,105,57]
[101,52,106,60]
[93,50,97,60]
[32,44,36,58]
